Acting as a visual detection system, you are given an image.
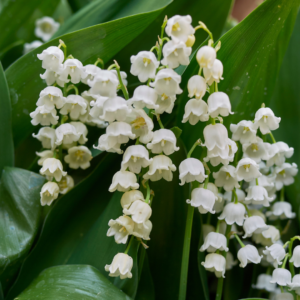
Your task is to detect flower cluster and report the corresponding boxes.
[178,27,298,299]
[24,16,60,54]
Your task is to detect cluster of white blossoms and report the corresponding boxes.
[29,15,299,297]
[24,16,60,54]
[178,27,298,299]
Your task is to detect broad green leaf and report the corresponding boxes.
[170,126,182,139]
[67,0,94,12]
[0,62,13,175]
[6,153,118,299]
[270,11,300,213]
[6,0,171,149]
[16,265,131,300]
[176,0,300,152]
[0,167,44,292]
[0,0,60,50]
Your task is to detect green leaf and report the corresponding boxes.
[6,0,171,149]
[176,0,300,152]
[5,154,123,299]
[0,167,44,292]
[0,0,60,50]
[239,299,268,300]
[0,62,13,175]
[16,265,131,300]
[270,11,300,214]
[170,126,182,139]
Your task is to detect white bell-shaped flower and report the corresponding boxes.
[266,142,294,167]
[187,75,206,99]
[130,51,159,82]
[204,138,237,167]
[214,194,225,213]
[213,165,240,192]
[105,253,133,279]
[30,106,59,126]
[37,46,64,71]
[58,175,74,194]
[147,129,179,155]
[107,215,134,244]
[125,109,153,144]
[196,46,216,69]
[106,121,136,146]
[249,174,276,201]
[218,202,246,226]
[165,15,194,43]
[155,94,176,114]
[93,134,122,154]
[203,123,228,151]
[100,96,131,122]
[89,96,108,120]
[161,40,191,68]
[201,253,226,278]
[179,158,207,185]
[223,188,246,203]
[143,155,176,182]
[242,137,270,163]
[40,69,66,87]
[40,158,67,181]
[36,150,54,166]
[249,209,266,222]
[123,200,152,225]
[230,120,257,144]
[275,293,294,300]
[288,274,300,294]
[60,95,87,120]
[254,107,281,134]
[275,163,298,190]
[109,170,139,192]
[244,186,272,207]
[252,274,276,292]
[226,252,237,270]
[289,245,300,267]
[121,145,152,174]
[81,64,101,84]
[266,202,296,220]
[263,244,286,268]
[186,188,216,214]
[236,158,262,182]
[132,220,152,240]
[200,232,228,253]
[88,70,119,97]
[207,92,233,118]
[64,146,92,169]
[252,225,280,246]
[238,245,262,268]
[35,17,59,42]
[32,127,56,149]
[55,123,79,146]
[121,190,145,209]
[128,85,158,110]
[58,59,86,84]
[182,99,209,125]
[23,40,43,54]
[270,268,292,286]
[259,161,270,175]
[40,181,60,206]
[111,69,128,87]
[150,68,182,96]
[242,216,269,238]
[203,59,224,85]
[36,86,65,110]
[69,122,88,144]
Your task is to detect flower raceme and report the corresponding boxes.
[30,16,299,300]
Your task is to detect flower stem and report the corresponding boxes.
[156,114,164,129]
[234,234,245,248]
[269,132,276,143]
[113,60,129,100]
[94,58,104,68]
[124,236,134,254]
[179,204,194,300]
[280,187,285,202]
[66,84,78,95]
[281,253,290,269]
[233,188,239,204]
[289,237,296,276]
[187,139,201,158]
[243,203,252,217]
[255,178,259,186]
[145,181,151,204]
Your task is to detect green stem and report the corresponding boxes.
[203,173,209,189]
[113,60,129,100]
[198,66,203,76]
[187,139,201,158]
[179,204,194,300]
[234,234,245,248]
[145,181,151,204]
[233,188,239,204]
[94,58,104,68]
[216,220,220,233]
[156,114,164,129]
[280,187,285,202]
[289,238,295,276]
[243,203,252,217]
[214,81,218,92]
[281,253,290,269]
[66,84,78,95]
[210,116,216,125]
[269,132,276,143]
[124,236,134,254]
[255,178,259,186]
